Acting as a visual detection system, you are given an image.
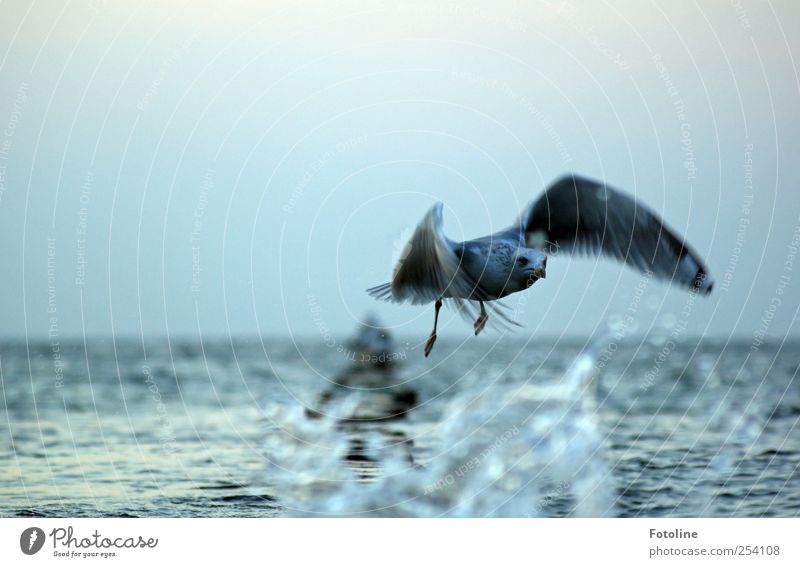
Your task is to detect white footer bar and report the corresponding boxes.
[2,518,798,566]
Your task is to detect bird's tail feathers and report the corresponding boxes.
[366,282,393,302]
[447,298,523,331]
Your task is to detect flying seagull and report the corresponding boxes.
[367,174,713,356]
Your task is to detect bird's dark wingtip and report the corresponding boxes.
[692,271,714,296]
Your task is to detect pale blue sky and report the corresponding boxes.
[0,0,798,342]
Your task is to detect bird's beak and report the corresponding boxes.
[533,267,546,279]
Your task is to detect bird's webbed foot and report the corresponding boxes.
[424,297,443,357]
[474,302,488,336]
[424,332,437,357]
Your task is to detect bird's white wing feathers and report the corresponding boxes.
[367,202,477,304]
[367,202,519,328]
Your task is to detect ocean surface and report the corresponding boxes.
[1,335,799,517]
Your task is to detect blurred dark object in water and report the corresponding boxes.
[305,314,417,422]
[346,313,402,370]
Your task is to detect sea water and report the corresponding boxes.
[1,336,799,517]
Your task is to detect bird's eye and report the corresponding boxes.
[517,257,528,266]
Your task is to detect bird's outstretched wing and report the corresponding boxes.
[367,202,481,304]
[517,174,713,294]
[367,202,519,327]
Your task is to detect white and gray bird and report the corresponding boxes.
[367,174,713,357]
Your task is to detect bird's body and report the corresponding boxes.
[452,234,547,299]
[368,174,713,356]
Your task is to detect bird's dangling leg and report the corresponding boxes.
[424,298,443,357]
[474,301,488,336]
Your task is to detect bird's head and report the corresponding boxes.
[513,247,547,288]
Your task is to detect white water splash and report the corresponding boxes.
[264,347,617,517]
